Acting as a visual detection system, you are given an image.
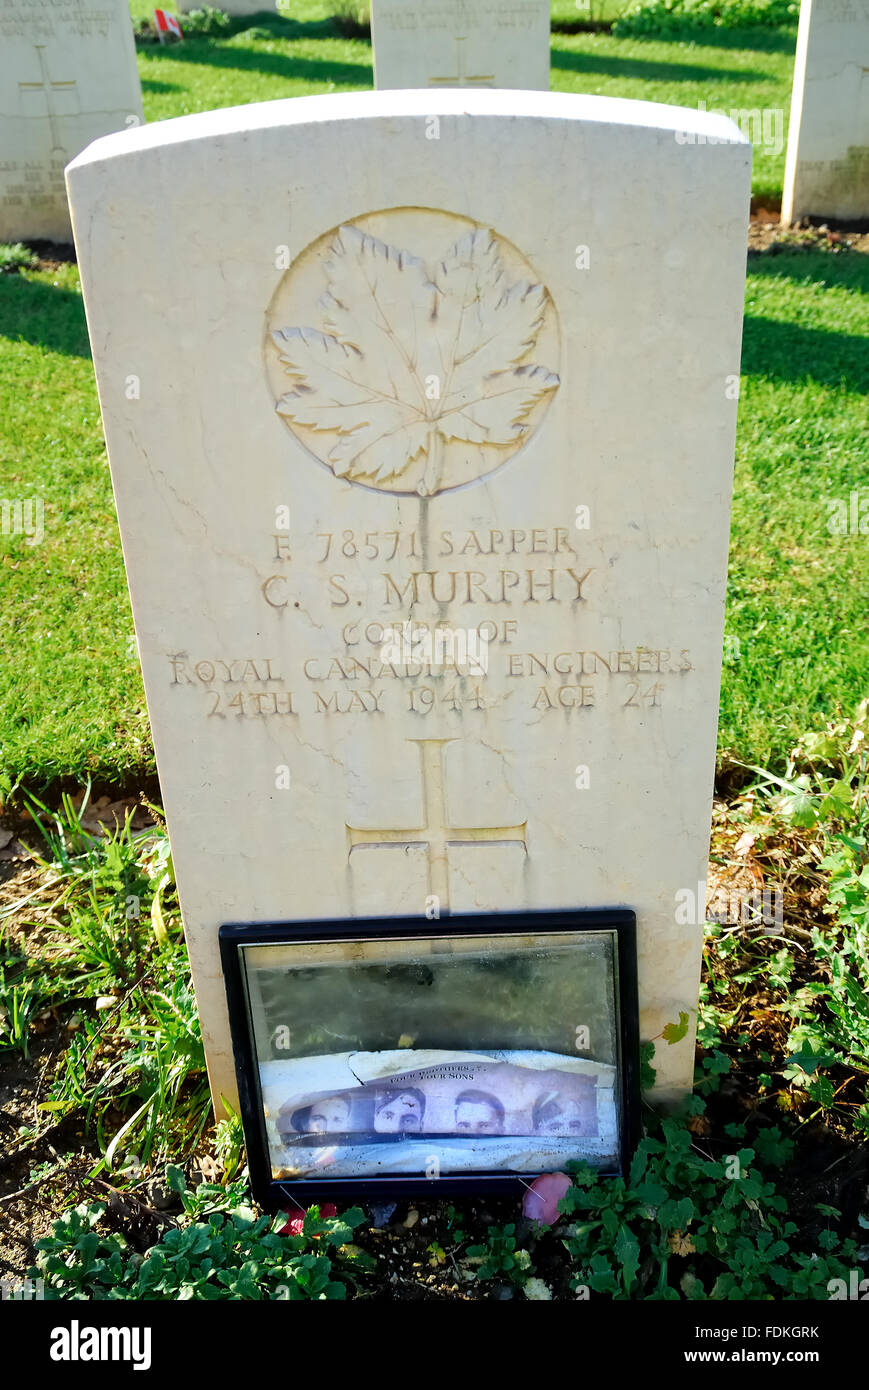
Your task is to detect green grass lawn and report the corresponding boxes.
[3,10,865,796]
[0,262,152,794]
[721,252,869,765]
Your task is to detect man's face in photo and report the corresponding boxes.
[375,1091,423,1132]
[537,1097,584,1135]
[455,1099,502,1134]
[309,1096,350,1133]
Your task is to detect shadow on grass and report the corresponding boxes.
[551,45,772,83]
[747,250,869,297]
[607,24,798,55]
[229,13,343,42]
[140,78,182,93]
[140,39,371,88]
[0,276,89,359]
[741,315,869,396]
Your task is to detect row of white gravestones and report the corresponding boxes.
[67,91,750,1112]
[0,0,143,244]
[371,0,550,91]
[782,0,869,224]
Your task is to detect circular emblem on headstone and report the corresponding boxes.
[264,208,560,497]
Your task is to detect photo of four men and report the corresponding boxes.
[277,1068,597,1145]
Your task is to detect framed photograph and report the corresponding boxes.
[220,909,640,1204]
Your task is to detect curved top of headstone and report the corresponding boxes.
[67,89,749,174]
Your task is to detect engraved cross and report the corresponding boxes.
[19,46,79,153]
[428,37,494,88]
[346,737,526,912]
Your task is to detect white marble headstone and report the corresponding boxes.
[67,91,750,1110]
[371,0,550,91]
[782,0,869,224]
[0,0,143,244]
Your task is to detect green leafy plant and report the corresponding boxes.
[445,1203,467,1242]
[560,1113,857,1299]
[550,0,632,31]
[694,1047,733,1096]
[747,705,869,1129]
[163,1164,251,1220]
[30,1193,373,1300]
[465,1223,534,1288]
[214,1108,246,1184]
[180,6,231,36]
[330,0,370,38]
[0,926,47,1055]
[0,242,37,274]
[640,1011,693,1091]
[3,791,210,1168]
[614,0,798,37]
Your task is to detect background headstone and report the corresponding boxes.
[782,0,869,224]
[67,91,750,1111]
[371,0,550,91]
[0,0,143,244]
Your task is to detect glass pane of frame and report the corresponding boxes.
[221,912,638,1195]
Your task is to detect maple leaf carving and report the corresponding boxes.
[272,222,559,494]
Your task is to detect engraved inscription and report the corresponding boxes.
[168,517,698,724]
[377,1,545,33]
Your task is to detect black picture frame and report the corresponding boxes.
[219,908,640,1207]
